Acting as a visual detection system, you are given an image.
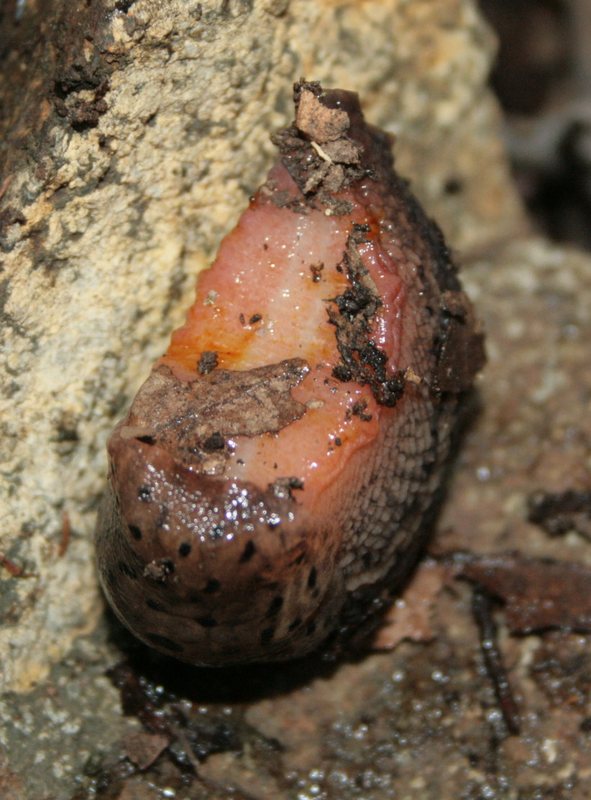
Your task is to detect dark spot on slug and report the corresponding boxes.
[249,313,262,324]
[146,598,166,612]
[129,525,142,540]
[145,633,185,654]
[362,552,372,568]
[196,615,218,628]
[137,485,152,502]
[239,313,246,325]
[306,621,317,636]
[118,561,138,579]
[260,626,275,645]
[307,566,317,589]
[288,617,302,631]
[136,434,156,445]
[204,578,221,594]
[267,595,284,616]
[239,540,256,563]
[334,437,342,446]
[178,542,191,557]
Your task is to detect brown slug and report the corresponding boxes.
[96,81,485,666]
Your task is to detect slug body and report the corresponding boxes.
[96,82,484,666]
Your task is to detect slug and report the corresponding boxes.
[96,81,485,666]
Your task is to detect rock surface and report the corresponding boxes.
[0,0,522,694]
[3,1,591,799]
[3,233,591,800]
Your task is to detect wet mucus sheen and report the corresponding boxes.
[96,81,484,666]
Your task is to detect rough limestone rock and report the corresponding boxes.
[0,0,523,694]
[4,2,591,799]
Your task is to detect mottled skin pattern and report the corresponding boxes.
[96,83,484,666]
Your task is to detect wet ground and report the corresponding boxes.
[3,236,591,799]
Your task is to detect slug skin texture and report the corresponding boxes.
[96,81,485,666]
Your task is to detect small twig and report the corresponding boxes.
[58,510,71,557]
[169,721,262,800]
[0,175,12,200]
[0,552,34,578]
[169,723,201,776]
[310,140,333,164]
[472,587,521,736]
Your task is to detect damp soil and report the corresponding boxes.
[2,54,591,793]
[3,237,591,799]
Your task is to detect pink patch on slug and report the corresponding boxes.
[161,165,407,496]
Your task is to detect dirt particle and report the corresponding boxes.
[328,236,406,407]
[295,86,350,144]
[137,485,152,502]
[197,350,219,374]
[270,476,305,500]
[332,364,353,382]
[143,558,175,582]
[350,400,372,422]
[202,432,225,451]
[528,489,591,539]
[444,177,463,195]
[310,262,324,282]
